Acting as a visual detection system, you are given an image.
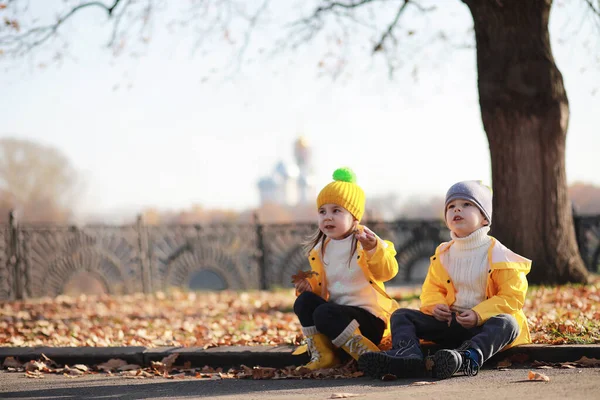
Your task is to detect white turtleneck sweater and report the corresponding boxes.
[441,226,492,313]
[323,235,386,319]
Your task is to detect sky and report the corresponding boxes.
[1,0,599,222]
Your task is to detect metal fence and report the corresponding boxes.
[1,212,599,300]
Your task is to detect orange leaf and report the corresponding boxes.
[528,370,550,381]
[291,270,318,284]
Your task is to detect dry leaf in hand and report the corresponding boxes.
[330,394,362,399]
[528,371,550,382]
[291,270,318,284]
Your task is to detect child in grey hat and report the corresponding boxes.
[359,180,532,380]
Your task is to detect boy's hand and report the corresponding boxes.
[295,279,312,294]
[355,226,377,251]
[432,304,452,324]
[456,310,478,329]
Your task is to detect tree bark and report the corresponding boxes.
[463,0,588,284]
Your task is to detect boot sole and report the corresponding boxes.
[358,352,424,379]
[431,350,460,380]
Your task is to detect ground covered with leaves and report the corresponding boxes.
[1,279,599,348]
[1,279,599,380]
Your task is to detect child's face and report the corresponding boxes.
[318,203,356,240]
[445,199,488,238]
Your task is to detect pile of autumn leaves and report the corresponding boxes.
[1,278,599,379]
[5,352,364,381]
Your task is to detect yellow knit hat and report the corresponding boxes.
[317,167,365,221]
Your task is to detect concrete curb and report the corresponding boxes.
[1,344,599,370]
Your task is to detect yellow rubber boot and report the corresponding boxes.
[340,328,380,361]
[301,333,340,370]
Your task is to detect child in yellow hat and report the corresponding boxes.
[293,167,399,370]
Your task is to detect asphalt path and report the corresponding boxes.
[1,368,599,399]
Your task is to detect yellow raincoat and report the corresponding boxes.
[420,237,531,349]
[296,235,399,344]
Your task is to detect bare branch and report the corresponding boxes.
[371,0,436,53]
[372,0,410,53]
[108,0,133,47]
[231,0,271,72]
[584,0,600,17]
[1,0,124,55]
[314,0,380,13]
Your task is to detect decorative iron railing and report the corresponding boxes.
[0,212,598,300]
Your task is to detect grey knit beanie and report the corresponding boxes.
[445,180,493,225]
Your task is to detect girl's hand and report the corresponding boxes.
[295,279,312,294]
[456,310,478,329]
[432,303,452,324]
[355,226,378,251]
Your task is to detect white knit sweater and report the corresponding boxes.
[323,235,386,319]
[441,226,491,313]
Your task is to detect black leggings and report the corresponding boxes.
[294,291,386,345]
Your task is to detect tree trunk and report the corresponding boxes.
[463,0,588,284]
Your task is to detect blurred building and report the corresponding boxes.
[257,137,316,206]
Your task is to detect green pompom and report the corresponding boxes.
[332,167,356,183]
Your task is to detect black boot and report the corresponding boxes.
[358,339,424,379]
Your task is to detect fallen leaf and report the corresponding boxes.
[118,364,141,371]
[252,366,277,380]
[166,373,186,379]
[121,370,144,378]
[2,357,23,368]
[25,370,44,379]
[411,381,436,386]
[64,366,84,376]
[97,359,128,372]
[528,371,550,382]
[531,360,554,368]
[560,364,576,369]
[330,394,362,399]
[40,354,59,368]
[381,373,397,381]
[161,353,179,369]
[25,361,46,372]
[573,356,600,367]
